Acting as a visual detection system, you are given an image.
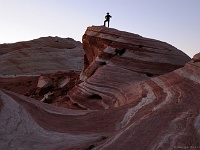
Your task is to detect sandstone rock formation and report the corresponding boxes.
[0,52,200,150]
[68,26,191,110]
[0,36,84,75]
[1,26,199,150]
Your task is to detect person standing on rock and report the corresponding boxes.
[104,12,112,28]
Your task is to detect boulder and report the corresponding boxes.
[37,76,52,88]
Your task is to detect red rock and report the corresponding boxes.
[0,76,39,96]
[68,26,191,110]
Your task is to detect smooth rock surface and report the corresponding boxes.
[0,36,84,75]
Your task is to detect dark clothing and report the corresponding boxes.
[105,14,112,21]
[104,13,112,27]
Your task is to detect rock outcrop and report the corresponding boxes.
[68,26,191,110]
[0,36,84,75]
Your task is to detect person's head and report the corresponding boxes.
[107,12,109,14]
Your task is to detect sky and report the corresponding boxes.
[0,0,199,57]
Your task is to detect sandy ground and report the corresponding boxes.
[0,76,39,96]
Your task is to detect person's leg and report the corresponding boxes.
[104,20,106,26]
[108,20,109,28]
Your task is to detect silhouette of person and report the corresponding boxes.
[104,12,112,27]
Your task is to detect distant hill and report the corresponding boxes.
[0,36,84,75]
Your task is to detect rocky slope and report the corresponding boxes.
[0,36,84,75]
[1,26,199,150]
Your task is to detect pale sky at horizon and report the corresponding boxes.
[0,0,199,57]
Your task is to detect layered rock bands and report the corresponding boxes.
[1,26,200,150]
[68,26,191,110]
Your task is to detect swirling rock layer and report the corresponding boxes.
[1,53,200,150]
[69,26,191,109]
[1,26,199,150]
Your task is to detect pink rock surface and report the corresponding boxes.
[0,36,79,55]
[0,36,84,75]
[68,26,191,110]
